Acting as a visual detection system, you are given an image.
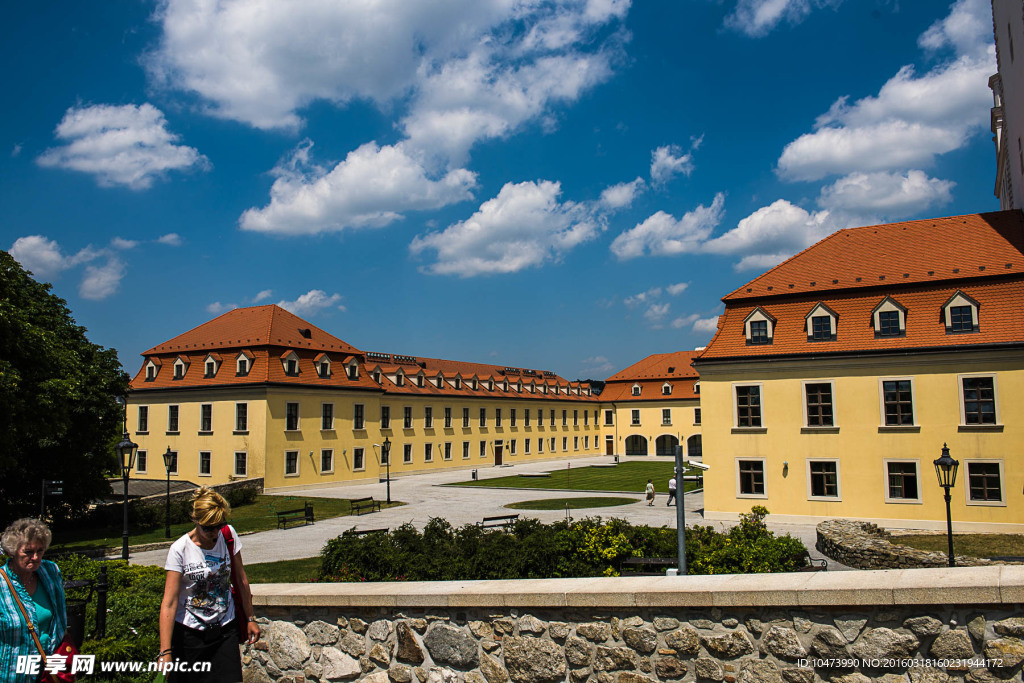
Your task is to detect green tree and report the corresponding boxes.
[0,251,128,523]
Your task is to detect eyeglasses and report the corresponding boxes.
[199,523,226,533]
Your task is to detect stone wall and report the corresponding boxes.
[815,520,1011,570]
[246,566,1024,682]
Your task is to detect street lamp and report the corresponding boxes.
[933,443,960,568]
[162,446,174,538]
[115,427,139,561]
[381,437,392,504]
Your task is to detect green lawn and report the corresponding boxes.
[894,534,1024,558]
[245,555,323,583]
[506,497,639,510]
[50,495,403,551]
[449,460,700,494]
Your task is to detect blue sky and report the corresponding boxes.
[2,0,999,380]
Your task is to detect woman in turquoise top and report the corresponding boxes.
[0,519,68,683]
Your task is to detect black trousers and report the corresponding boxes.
[169,619,242,683]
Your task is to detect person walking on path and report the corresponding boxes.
[645,479,656,506]
[666,476,677,506]
[158,487,260,682]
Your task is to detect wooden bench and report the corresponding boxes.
[350,496,382,515]
[478,514,519,529]
[276,502,314,529]
[620,557,678,576]
[518,472,550,478]
[352,528,388,536]
[795,550,828,571]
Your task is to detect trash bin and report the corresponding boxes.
[614,455,619,464]
[471,469,478,480]
[65,599,87,649]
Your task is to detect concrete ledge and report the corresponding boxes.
[252,564,1023,608]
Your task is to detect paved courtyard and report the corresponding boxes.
[129,455,847,569]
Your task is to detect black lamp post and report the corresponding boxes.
[116,427,139,561]
[382,437,392,504]
[162,446,174,538]
[933,443,960,568]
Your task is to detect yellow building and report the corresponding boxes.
[599,351,703,459]
[695,210,1024,532]
[127,305,603,491]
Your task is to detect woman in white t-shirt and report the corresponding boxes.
[157,488,260,682]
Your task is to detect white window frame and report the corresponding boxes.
[145,360,159,380]
[735,458,767,499]
[631,384,641,396]
[877,376,916,428]
[235,402,248,433]
[424,406,433,429]
[236,353,251,376]
[957,373,1000,427]
[173,357,188,379]
[352,447,365,472]
[137,405,149,434]
[404,443,413,464]
[871,296,907,337]
[801,379,837,429]
[732,382,764,429]
[320,449,334,474]
[167,405,180,433]
[662,383,672,395]
[135,450,148,475]
[322,402,335,430]
[662,408,671,426]
[805,302,838,342]
[743,307,775,345]
[443,442,452,460]
[524,438,531,454]
[462,441,470,459]
[204,356,219,378]
[631,409,640,426]
[281,351,300,376]
[284,450,300,477]
[234,452,247,478]
[806,458,841,501]
[942,290,980,333]
[882,459,922,504]
[964,459,1006,506]
[199,403,213,433]
[199,451,212,477]
[424,443,433,462]
[317,357,332,378]
[285,402,300,431]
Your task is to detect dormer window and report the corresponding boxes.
[172,357,188,380]
[744,308,775,345]
[281,351,300,376]
[346,360,358,380]
[205,361,216,377]
[872,296,907,338]
[417,374,425,388]
[503,381,509,391]
[236,352,252,377]
[805,303,838,342]
[662,383,672,395]
[694,382,700,395]
[487,380,493,391]
[943,291,979,334]
[470,378,478,390]
[436,375,444,389]
[373,371,381,384]
[316,355,332,379]
[454,377,461,390]
[396,371,405,387]
[632,384,641,396]
[144,359,160,381]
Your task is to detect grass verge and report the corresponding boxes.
[505,497,639,510]
[245,556,323,583]
[450,460,700,494]
[894,533,1024,558]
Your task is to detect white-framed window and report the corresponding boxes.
[584,410,588,426]
[395,370,405,387]
[694,381,700,395]
[942,290,980,334]
[550,437,556,451]
[322,403,335,430]
[562,410,567,426]
[167,405,180,433]
[404,444,413,464]
[235,403,248,432]
[525,408,531,426]
[462,407,470,428]
[424,443,433,462]
[662,383,672,395]
[137,406,149,433]
[317,357,331,378]
[353,447,365,471]
[346,359,359,380]
[537,438,543,453]
[511,439,518,455]
[511,408,517,426]
[806,459,840,500]
[381,406,391,429]
[878,377,915,427]
[199,451,212,476]
[443,442,452,460]
[525,438,531,454]
[454,377,462,390]
[354,404,365,430]
[562,437,568,451]
[321,449,334,473]
[286,402,300,431]
[234,452,247,477]
[573,410,578,426]
[694,408,701,425]
[883,460,920,503]
[662,408,671,426]
[436,375,444,389]
[135,450,148,474]
[236,353,251,377]
[475,440,485,457]
[965,460,1005,505]
[462,442,470,459]
[604,410,614,426]
[495,408,502,427]
[200,404,213,433]
[479,407,487,427]
[549,409,555,426]
[805,302,838,342]
[743,307,775,345]
[444,407,452,428]
[204,356,219,378]
[285,450,300,476]
[173,357,188,379]
[584,436,589,449]
[573,436,578,451]
[417,374,425,388]
[871,296,907,338]
[281,351,300,376]
[631,409,640,426]
[959,374,999,426]
[424,406,433,429]
[736,458,766,498]
[404,406,413,429]
[145,360,159,381]
[733,383,763,428]
[802,380,835,428]
[631,384,641,396]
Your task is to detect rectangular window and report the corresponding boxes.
[285,450,299,476]
[805,383,834,427]
[662,408,671,425]
[738,460,765,496]
[404,444,413,464]
[479,408,487,427]
[286,402,299,431]
[322,403,335,430]
[286,359,298,376]
[424,406,433,429]
[878,310,900,336]
[237,358,249,376]
[168,405,179,433]
[584,436,589,449]
[882,380,914,426]
[199,404,213,432]
[950,305,974,332]
[562,437,568,451]
[604,410,614,426]
[353,447,365,471]
[444,442,452,460]
[321,449,333,473]
[525,438,531,454]
[584,410,589,426]
[967,462,1003,503]
[462,407,470,428]
[735,385,762,428]
[525,409,531,426]
[479,441,487,458]
[404,406,413,429]
[631,409,640,426]
[137,406,149,433]
[562,410,567,426]
[694,408,701,425]
[205,361,216,378]
[573,410,578,426]
[495,408,502,427]
[808,460,839,499]
[885,461,919,501]
[353,404,365,430]
[136,450,147,474]
[510,409,517,426]
[444,407,452,428]
[962,376,996,425]
[811,315,832,340]
[424,443,433,462]
[750,320,769,344]
[199,451,211,476]
[549,409,555,426]
[381,406,391,429]
[234,452,247,477]
[510,439,517,455]
[166,451,178,475]
[537,438,543,453]
[235,403,247,432]
[462,442,470,459]
[550,437,556,451]
[573,436,578,450]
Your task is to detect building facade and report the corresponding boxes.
[695,211,1024,532]
[991,0,1024,209]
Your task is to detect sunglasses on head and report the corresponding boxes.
[199,523,226,533]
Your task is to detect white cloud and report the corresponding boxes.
[157,233,183,246]
[600,177,645,209]
[724,0,843,38]
[666,282,689,296]
[649,145,694,185]
[9,235,100,279]
[703,199,831,260]
[206,301,237,315]
[818,170,954,216]
[610,193,725,260]
[644,302,670,324]
[239,141,477,235]
[277,290,345,316]
[670,313,719,333]
[624,287,662,308]
[36,104,209,189]
[79,257,126,300]
[919,0,992,61]
[410,180,602,276]
[11,144,22,158]
[253,289,273,303]
[579,355,614,375]
[110,238,139,250]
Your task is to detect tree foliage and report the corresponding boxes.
[0,251,128,523]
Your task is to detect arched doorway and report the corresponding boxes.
[655,435,679,456]
[687,434,702,459]
[625,435,648,456]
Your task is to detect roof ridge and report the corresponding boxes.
[723,223,843,300]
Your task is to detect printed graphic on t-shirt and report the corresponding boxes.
[182,554,231,623]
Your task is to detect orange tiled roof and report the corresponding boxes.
[601,351,701,401]
[723,210,1024,301]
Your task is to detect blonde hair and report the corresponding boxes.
[191,487,231,526]
[1,518,52,556]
